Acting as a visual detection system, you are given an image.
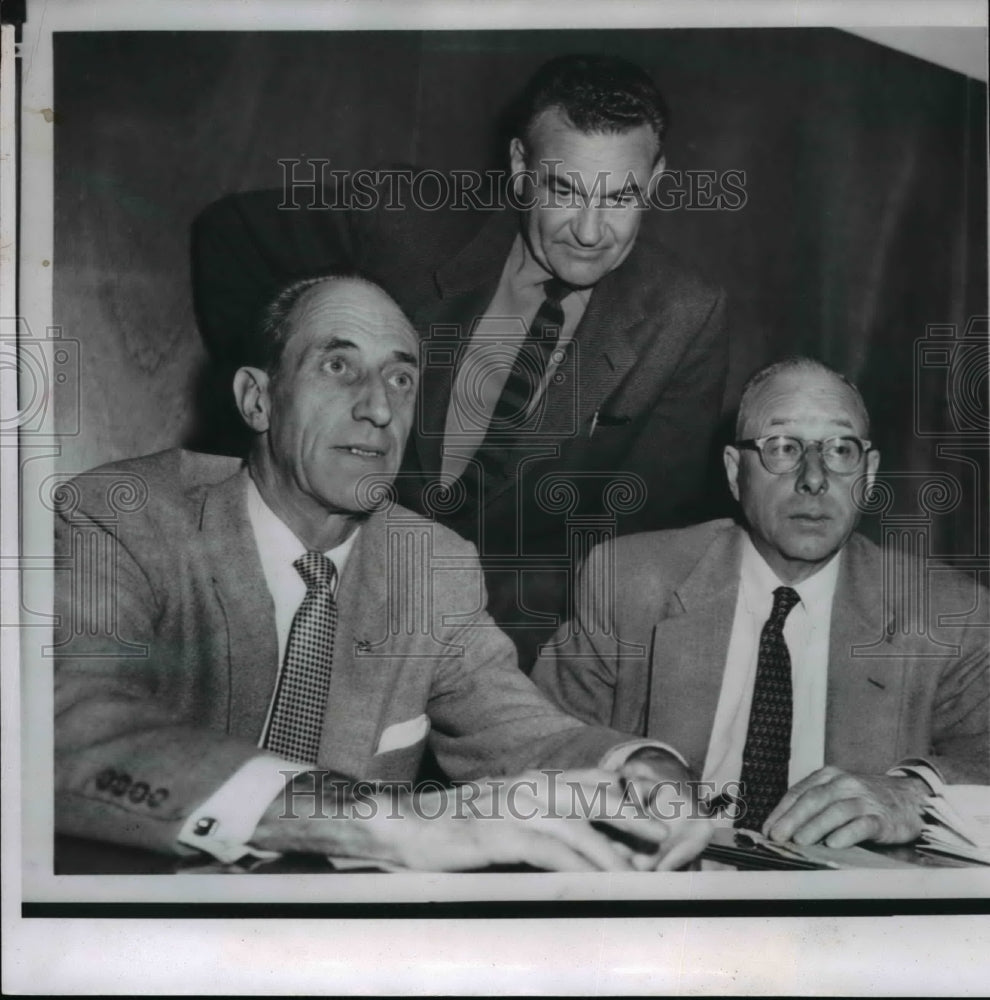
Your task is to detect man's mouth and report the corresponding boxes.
[338,445,386,458]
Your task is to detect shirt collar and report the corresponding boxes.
[739,531,842,613]
[245,475,358,591]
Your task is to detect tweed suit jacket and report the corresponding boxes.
[53,449,630,854]
[532,520,989,783]
[192,178,728,659]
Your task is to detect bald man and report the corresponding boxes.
[534,357,989,849]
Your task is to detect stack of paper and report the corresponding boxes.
[701,827,920,870]
[919,782,990,865]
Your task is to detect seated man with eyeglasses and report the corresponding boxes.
[532,356,989,850]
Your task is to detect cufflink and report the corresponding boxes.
[193,816,218,837]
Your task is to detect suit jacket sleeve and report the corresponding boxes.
[530,539,654,735]
[927,606,990,783]
[53,503,267,854]
[420,536,644,778]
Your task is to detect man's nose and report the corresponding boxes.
[795,445,829,495]
[353,374,392,427]
[572,203,604,246]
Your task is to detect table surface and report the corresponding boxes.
[53,833,974,875]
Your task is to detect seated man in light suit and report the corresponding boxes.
[533,357,989,848]
[54,275,712,872]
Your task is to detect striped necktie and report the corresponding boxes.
[488,277,573,431]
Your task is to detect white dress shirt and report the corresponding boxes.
[176,478,358,863]
[442,233,591,480]
[702,535,841,810]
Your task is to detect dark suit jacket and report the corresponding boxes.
[192,176,728,664]
[532,520,989,783]
[53,449,634,854]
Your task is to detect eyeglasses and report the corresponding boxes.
[735,436,872,475]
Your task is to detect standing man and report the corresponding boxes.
[533,357,989,848]
[54,276,712,871]
[193,54,728,670]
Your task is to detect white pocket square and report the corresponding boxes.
[375,714,431,755]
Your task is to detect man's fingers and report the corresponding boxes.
[823,815,881,849]
[784,797,873,845]
[655,817,715,871]
[762,767,837,834]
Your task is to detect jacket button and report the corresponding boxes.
[95,768,115,790]
[110,773,132,796]
[147,787,170,808]
[128,781,150,804]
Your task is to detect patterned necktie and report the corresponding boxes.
[488,277,573,431]
[735,585,801,831]
[263,552,338,765]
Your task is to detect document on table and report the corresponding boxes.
[701,828,920,870]
[918,781,990,866]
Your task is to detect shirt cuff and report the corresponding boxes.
[599,739,689,772]
[176,755,307,864]
[886,758,946,795]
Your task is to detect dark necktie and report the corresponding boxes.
[735,585,801,831]
[488,277,572,432]
[263,552,338,765]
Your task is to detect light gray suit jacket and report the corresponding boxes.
[54,450,629,853]
[532,520,989,782]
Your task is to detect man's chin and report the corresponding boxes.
[335,473,399,513]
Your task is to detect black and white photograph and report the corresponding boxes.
[3,0,988,993]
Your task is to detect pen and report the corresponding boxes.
[589,408,599,439]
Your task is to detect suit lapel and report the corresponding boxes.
[407,210,519,481]
[317,511,404,771]
[199,464,280,744]
[646,526,744,771]
[825,535,905,769]
[543,263,645,438]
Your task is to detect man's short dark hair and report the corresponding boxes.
[249,276,331,375]
[510,54,669,160]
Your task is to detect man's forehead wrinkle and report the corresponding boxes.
[765,414,856,429]
[291,291,416,351]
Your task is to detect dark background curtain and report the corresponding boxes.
[54,28,987,563]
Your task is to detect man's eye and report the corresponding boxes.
[606,192,635,208]
[323,357,348,375]
[388,370,416,391]
[767,438,799,458]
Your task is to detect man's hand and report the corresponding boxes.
[390,768,687,872]
[618,748,714,870]
[762,766,930,848]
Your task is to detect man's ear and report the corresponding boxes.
[509,136,527,178]
[865,447,880,491]
[723,445,741,503]
[651,154,667,182]
[232,366,272,434]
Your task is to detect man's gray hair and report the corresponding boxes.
[735,357,871,439]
